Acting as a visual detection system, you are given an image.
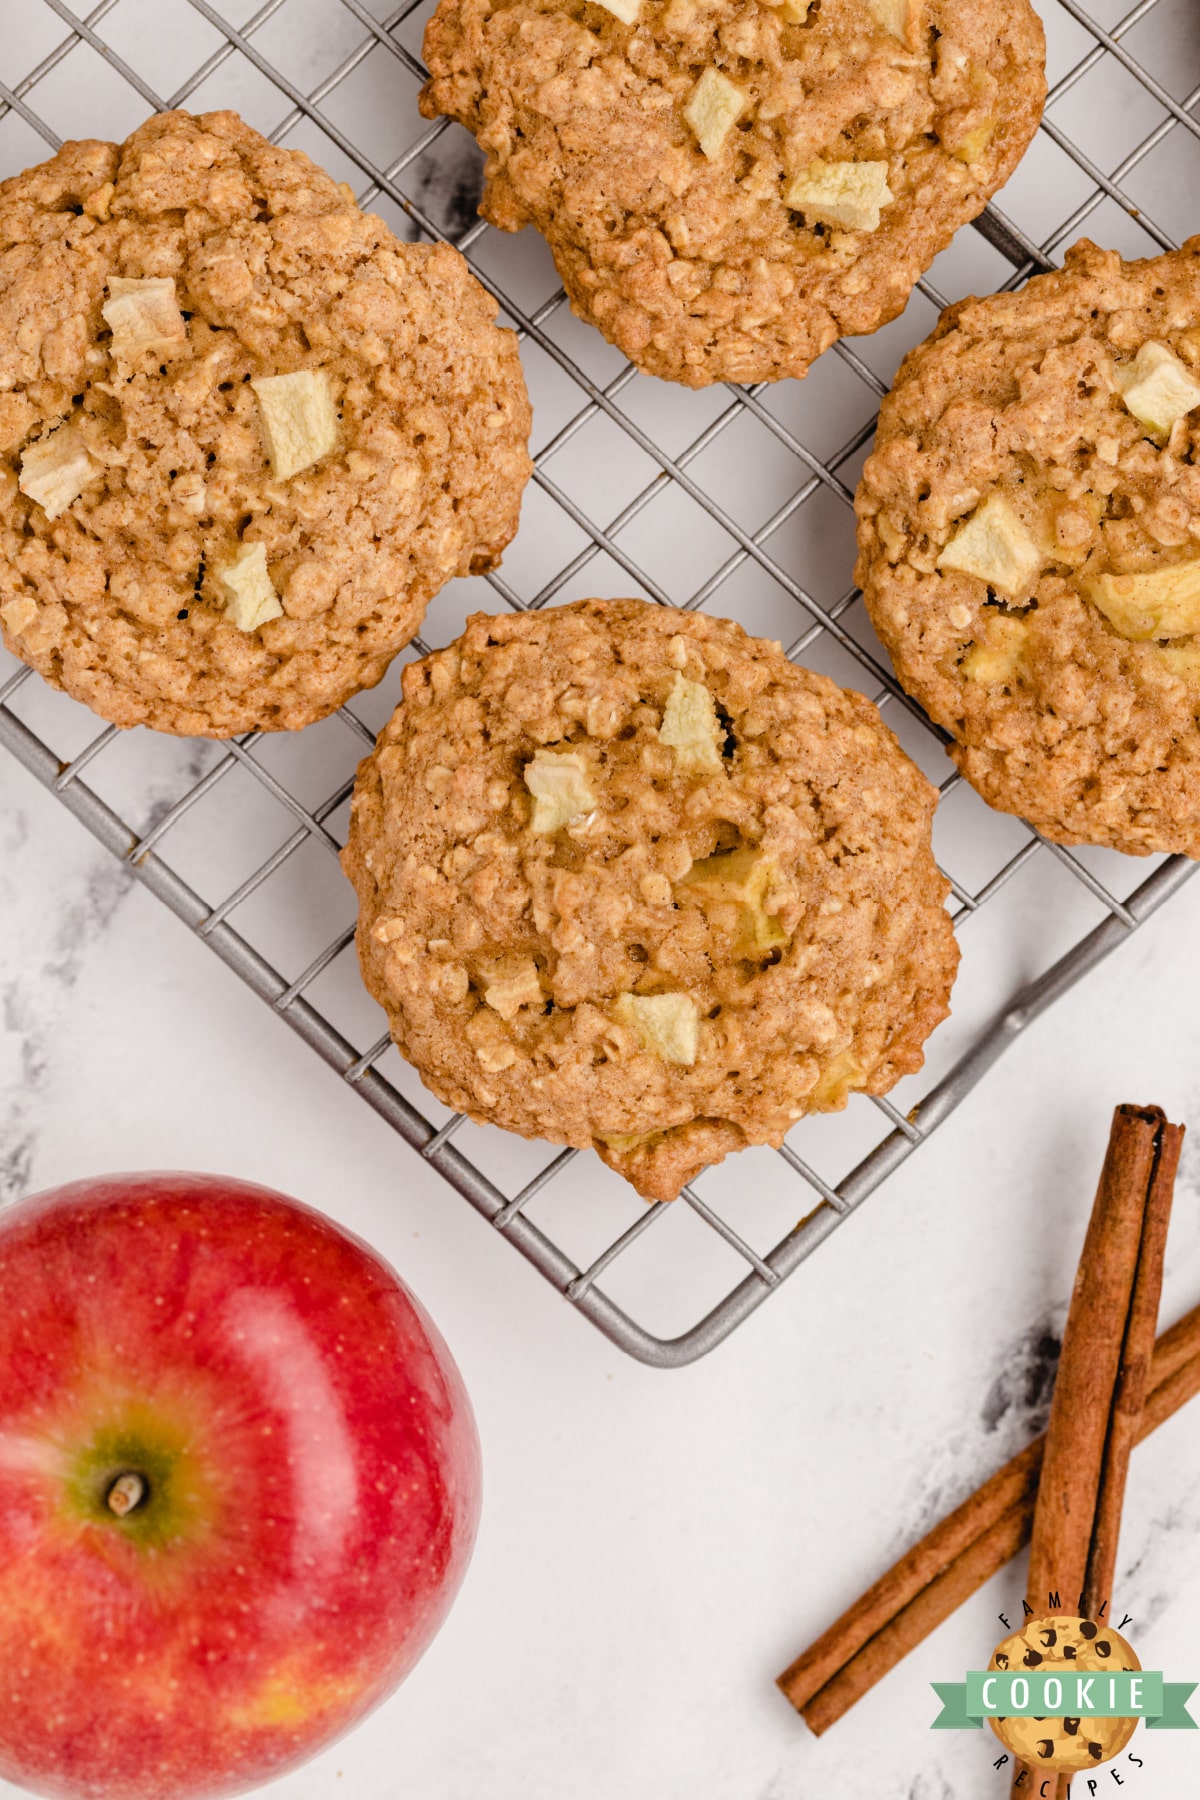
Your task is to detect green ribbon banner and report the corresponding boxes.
[931,1672,1197,1731]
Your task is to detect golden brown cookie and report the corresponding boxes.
[857,238,1200,858]
[0,110,532,736]
[342,599,958,1200]
[419,0,1045,387]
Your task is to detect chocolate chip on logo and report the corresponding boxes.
[1063,1717,1080,1735]
[1023,1649,1043,1667]
[1095,1641,1111,1657]
[1036,1740,1055,1760]
[1079,1621,1099,1640]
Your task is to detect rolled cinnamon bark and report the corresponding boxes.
[781,1323,1200,1730]
[799,1496,1035,1735]
[779,1107,1189,1741]
[1012,1107,1180,1800]
[1025,1106,1162,1618]
[1083,1118,1183,1616]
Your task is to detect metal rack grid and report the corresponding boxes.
[1,0,1197,1366]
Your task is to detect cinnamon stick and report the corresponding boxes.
[1025,1106,1164,1617]
[1083,1117,1183,1615]
[798,1493,1037,1735]
[1011,1107,1180,1800]
[1141,1328,1200,1431]
[782,1315,1200,1731]
[778,1108,1189,1735]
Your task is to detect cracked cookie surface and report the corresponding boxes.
[857,238,1200,857]
[420,0,1044,386]
[343,598,958,1200]
[0,110,531,736]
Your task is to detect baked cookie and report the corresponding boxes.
[343,599,958,1200]
[419,0,1045,387]
[857,238,1200,858]
[0,110,531,736]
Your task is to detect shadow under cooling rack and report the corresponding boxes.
[1,0,1199,1362]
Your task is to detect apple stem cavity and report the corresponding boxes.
[106,1472,148,1518]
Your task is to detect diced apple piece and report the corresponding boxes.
[784,159,893,232]
[1083,561,1200,640]
[0,595,37,638]
[102,276,187,359]
[251,371,339,480]
[1114,340,1200,439]
[484,960,543,1020]
[473,1030,516,1074]
[763,0,813,21]
[524,749,596,833]
[593,0,639,21]
[613,992,699,1066]
[680,845,790,953]
[1158,644,1200,680]
[218,542,284,632]
[961,614,1028,685]
[953,119,997,165]
[659,672,724,774]
[937,494,1041,597]
[597,1129,663,1152]
[811,1047,867,1108]
[18,426,101,520]
[684,68,747,160]
[865,0,917,42]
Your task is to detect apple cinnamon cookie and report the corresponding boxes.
[419,0,1045,387]
[343,599,958,1200]
[857,237,1200,857]
[0,110,531,736]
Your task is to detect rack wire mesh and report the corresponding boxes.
[1,0,1197,1365]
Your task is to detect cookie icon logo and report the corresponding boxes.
[987,1617,1140,1773]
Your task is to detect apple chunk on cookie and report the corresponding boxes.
[1115,340,1200,439]
[1084,561,1200,640]
[524,749,596,832]
[102,276,187,359]
[18,426,101,521]
[937,494,1042,597]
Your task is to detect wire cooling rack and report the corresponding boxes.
[2,0,1198,1366]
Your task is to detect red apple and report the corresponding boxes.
[0,1172,481,1800]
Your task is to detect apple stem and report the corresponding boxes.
[106,1472,147,1518]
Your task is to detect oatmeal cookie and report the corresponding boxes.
[419,0,1045,387]
[857,238,1200,857]
[0,110,531,735]
[343,599,958,1200]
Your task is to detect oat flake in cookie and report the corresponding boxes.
[419,0,1044,388]
[857,238,1200,858]
[343,600,958,1201]
[0,110,531,736]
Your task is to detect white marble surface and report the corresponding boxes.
[4,1,1200,1796]
[8,718,1200,1800]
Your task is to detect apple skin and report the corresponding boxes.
[0,1172,481,1800]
